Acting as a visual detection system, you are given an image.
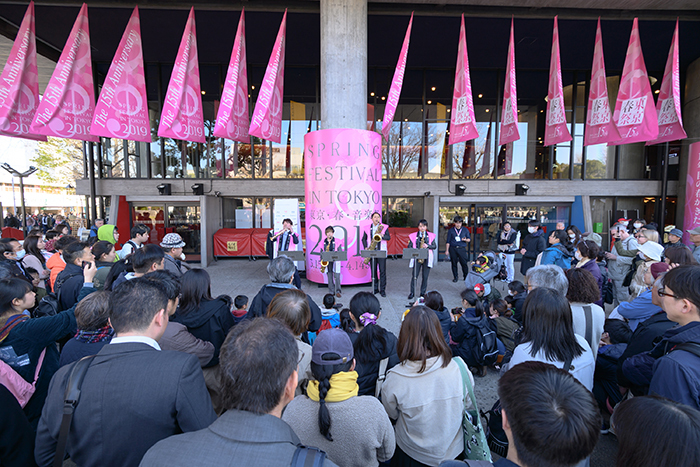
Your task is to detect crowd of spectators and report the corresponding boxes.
[0,219,699,467]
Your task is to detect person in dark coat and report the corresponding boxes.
[574,240,604,307]
[247,256,322,332]
[55,241,94,310]
[647,265,700,410]
[507,280,527,323]
[59,291,113,367]
[340,292,400,396]
[424,291,453,345]
[450,289,495,375]
[171,269,234,367]
[0,384,36,466]
[0,269,95,430]
[520,220,547,275]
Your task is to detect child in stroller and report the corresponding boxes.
[464,250,504,290]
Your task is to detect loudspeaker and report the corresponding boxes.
[191,183,204,195]
[515,184,529,196]
[156,183,171,195]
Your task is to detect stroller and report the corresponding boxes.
[464,250,504,290]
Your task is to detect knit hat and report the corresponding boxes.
[160,233,185,249]
[668,228,683,238]
[638,241,664,262]
[311,328,353,365]
[650,262,670,280]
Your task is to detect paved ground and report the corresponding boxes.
[206,255,619,466]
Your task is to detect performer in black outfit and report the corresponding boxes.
[273,218,302,288]
[445,215,471,282]
[361,212,390,297]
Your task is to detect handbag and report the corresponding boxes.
[454,357,492,461]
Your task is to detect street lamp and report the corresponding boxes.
[2,163,38,234]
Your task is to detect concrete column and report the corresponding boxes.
[320,0,367,130]
[677,57,700,227]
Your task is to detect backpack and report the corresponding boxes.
[471,317,499,366]
[496,264,507,281]
[603,278,614,304]
[32,271,80,318]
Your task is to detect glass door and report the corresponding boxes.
[167,205,201,259]
[438,205,471,256]
[473,205,504,256]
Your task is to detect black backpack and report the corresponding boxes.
[496,264,508,281]
[471,316,499,366]
[481,399,508,458]
[32,271,80,318]
[603,278,614,304]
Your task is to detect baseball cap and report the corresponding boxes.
[474,283,485,294]
[311,328,354,365]
[687,227,700,236]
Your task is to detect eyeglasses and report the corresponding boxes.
[657,287,678,299]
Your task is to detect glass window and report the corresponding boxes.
[167,205,201,256]
[585,144,615,179]
[132,205,166,246]
[539,205,570,233]
[385,198,424,227]
[101,138,125,178]
[223,198,253,228]
[224,140,253,178]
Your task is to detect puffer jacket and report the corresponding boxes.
[520,230,546,274]
[540,244,572,270]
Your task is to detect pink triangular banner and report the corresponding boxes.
[214,9,249,143]
[30,3,97,142]
[584,18,620,146]
[158,7,205,143]
[544,16,572,146]
[449,14,478,145]
[499,18,520,146]
[249,10,286,143]
[381,13,413,142]
[612,18,658,144]
[91,7,150,142]
[0,2,46,141]
[647,20,686,145]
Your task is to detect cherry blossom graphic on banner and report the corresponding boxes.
[214,9,249,142]
[584,18,620,146]
[499,18,520,146]
[612,18,658,145]
[647,20,686,146]
[30,3,97,142]
[91,6,151,142]
[381,13,413,142]
[0,2,45,141]
[544,16,572,147]
[249,10,286,143]
[449,14,478,145]
[158,7,205,143]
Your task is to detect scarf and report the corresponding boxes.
[0,314,28,343]
[307,371,359,402]
[74,325,114,344]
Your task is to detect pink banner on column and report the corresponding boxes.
[449,14,478,145]
[584,18,620,146]
[30,3,97,142]
[90,7,150,142]
[647,20,686,146]
[214,9,249,142]
[249,10,286,143]
[0,2,45,141]
[544,16,572,147]
[499,18,520,146]
[304,129,382,285]
[381,13,413,142]
[684,142,700,245]
[158,7,205,143]
[612,18,658,145]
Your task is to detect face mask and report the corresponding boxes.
[622,221,629,227]
[15,250,25,260]
[180,253,186,261]
[569,233,576,239]
[634,223,642,229]
[528,227,537,234]
[575,251,582,261]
